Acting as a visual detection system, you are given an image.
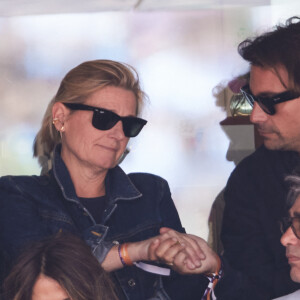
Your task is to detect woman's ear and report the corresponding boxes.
[52,102,69,132]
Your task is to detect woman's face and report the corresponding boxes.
[60,86,137,172]
[32,274,70,300]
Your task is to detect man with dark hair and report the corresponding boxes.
[281,176,300,286]
[220,16,300,299]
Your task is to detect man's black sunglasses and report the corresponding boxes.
[240,84,299,115]
[63,103,147,138]
[279,216,300,239]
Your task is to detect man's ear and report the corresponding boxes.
[52,102,69,131]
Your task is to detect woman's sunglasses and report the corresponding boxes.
[63,103,147,138]
[279,216,300,239]
[240,84,299,115]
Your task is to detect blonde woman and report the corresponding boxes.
[0,60,211,299]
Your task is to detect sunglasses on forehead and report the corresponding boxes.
[279,216,300,239]
[240,84,299,115]
[63,103,147,138]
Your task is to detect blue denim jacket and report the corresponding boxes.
[0,146,207,299]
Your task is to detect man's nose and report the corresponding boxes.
[281,227,299,246]
[250,102,269,124]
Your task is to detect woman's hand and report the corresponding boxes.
[126,235,180,263]
[127,229,205,268]
[147,228,205,270]
[150,227,219,275]
[102,228,218,275]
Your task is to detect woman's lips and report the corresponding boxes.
[97,144,118,152]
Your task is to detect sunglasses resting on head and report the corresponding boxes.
[63,103,147,138]
[240,84,300,115]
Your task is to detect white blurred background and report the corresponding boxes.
[0,0,299,240]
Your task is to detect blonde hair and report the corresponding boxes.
[33,59,147,169]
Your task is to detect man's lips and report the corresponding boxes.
[286,254,300,263]
[256,128,273,136]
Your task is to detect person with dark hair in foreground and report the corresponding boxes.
[281,175,300,288]
[3,233,118,300]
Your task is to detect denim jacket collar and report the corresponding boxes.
[52,144,142,205]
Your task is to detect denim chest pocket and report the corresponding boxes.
[39,209,76,233]
[108,220,161,244]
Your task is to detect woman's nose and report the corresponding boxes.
[109,121,125,140]
[250,102,269,124]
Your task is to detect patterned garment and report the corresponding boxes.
[201,261,224,300]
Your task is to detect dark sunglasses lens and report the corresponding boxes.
[280,218,291,234]
[123,118,146,137]
[92,111,118,130]
[241,86,274,115]
[257,100,274,115]
[92,111,146,138]
[280,218,300,239]
[292,218,300,239]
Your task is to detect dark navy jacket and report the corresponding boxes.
[218,146,300,299]
[0,146,208,299]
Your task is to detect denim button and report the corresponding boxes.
[128,279,136,287]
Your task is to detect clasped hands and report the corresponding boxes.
[146,227,219,275]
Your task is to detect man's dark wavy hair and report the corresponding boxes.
[238,16,300,93]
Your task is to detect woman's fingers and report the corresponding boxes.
[160,227,205,256]
[172,250,189,273]
[146,229,220,275]
[158,228,206,265]
[155,238,185,264]
[148,236,179,262]
[148,238,160,260]
[170,250,205,273]
[178,235,206,263]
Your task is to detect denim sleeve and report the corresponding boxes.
[92,240,115,263]
[82,224,115,264]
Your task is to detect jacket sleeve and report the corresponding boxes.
[220,160,300,299]
[214,257,269,299]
